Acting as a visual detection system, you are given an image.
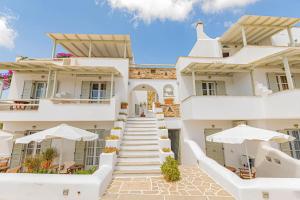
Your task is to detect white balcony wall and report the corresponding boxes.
[0,98,117,122]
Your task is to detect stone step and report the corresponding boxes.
[123,135,158,140]
[113,169,161,177]
[122,140,158,145]
[115,165,161,171]
[118,154,159,158]
[120,145,159,151]
[119,150,159,157]
[117,157,159,163]
[126,128,158,132]
[127,118,156,121]
[116,161,160,166]
[126,121,157,125]
[121,142,158,146]
[124,132,157,135]
[126,125,157,129]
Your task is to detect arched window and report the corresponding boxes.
[163,84,174,97]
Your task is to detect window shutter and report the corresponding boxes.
[267,73,279,93]
[195,80,203,96]
[80,81,90,99]
[10,142,24,168]
[293,73,300,89]
[21,81,33,99]
[279,130,292,157]
[74,141,86,165]
[216,81,226,96]
[106,82,111,99]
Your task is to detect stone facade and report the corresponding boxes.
[161,104,180,118]
[129,68,176,80]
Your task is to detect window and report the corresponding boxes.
[276,75,289,91]
[287,130,300,159]
[23,131,41,159]
[85,129,109,167]
[90,82,107,99]
[163,84,174,97]
[223,52,230,58]
[202,82,216,96]
[32,82,47,99]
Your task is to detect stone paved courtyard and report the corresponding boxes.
[101,165,235,200]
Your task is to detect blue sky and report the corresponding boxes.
[0,0,300,64]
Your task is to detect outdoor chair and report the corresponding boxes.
[59,161,76,174]
[0,157,10,172]
[6,166,21,173]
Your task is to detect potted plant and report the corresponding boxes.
[159,137,171,149]
[164,98,174,105]
[41,148,58,169]
[111,127,123,138]
[161,156,180,182]
[159,148,174,164]
[114,119,125,130]
[156,112,164,120]
[158,127,168,138]
[121,102,128,109]
[155,102,161,108]
[99,147,118,167]
[105,135,121,149]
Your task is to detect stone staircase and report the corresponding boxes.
[113,117,161,177]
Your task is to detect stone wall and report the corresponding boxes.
[161,104,180,117]
[129,68,176,80]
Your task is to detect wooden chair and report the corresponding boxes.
[239,168,256,179]
[0,158,10,172]
[59,161,75,174]
[6,166,21,173]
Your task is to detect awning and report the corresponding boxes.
[47,33,133,60]
[220,15,300,45]
[0,60,121,75]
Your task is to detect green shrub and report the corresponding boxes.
[161,156,180,182]
[112,127,122,130]
[24,156,42,173]
[162,148,171,152]
[75,166,97,175]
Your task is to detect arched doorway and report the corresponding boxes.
[129,84,158,117]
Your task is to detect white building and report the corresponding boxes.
[1,15,300,200]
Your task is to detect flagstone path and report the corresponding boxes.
[101,165,235,200]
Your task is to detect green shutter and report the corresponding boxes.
[267,73,279,93]
[74,141,86,165]
[40,140,52,153]
[21,80,33,99]
[279,130,292,157]
[10,143,24,168]
[293,73,300,89]
[81,81,90,99]
[195,80,203,96]
[106,82,111,98]
[216,81,226,96]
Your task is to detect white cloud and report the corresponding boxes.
[201,0,259,13]
[0,13,17,49]
[99,0,260,23]
[99,0,196,23]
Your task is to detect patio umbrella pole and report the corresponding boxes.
[243,143,252,179]
[58,139,63,173]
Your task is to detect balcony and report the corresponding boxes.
[181,90,300,120]
[0,97,118,122]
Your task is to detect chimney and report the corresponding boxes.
[195,21,209,40]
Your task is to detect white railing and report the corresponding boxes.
[0,99,40,111]
[51,98,111,104]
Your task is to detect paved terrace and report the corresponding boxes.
[101,166,234,200]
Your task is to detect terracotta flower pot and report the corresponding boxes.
[164,98,174,105]
[121,102,128,109]
[155,102,161,108]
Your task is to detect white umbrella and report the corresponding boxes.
[0,130,13,141]
[16,124,98,172]
[206,124,295,179]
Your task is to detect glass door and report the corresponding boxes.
[202,82,216,96]
[33,82,47,99]
[90,82,107,99]
[287,130,300,159]
[276,75,289,91]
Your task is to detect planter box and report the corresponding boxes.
[158,129,168,138]
[114,121,125,130]
[159,139,171,149]
[156,113,164,120]
[118,114,127,120]
[105,140,121,149]
[99,152,117,167]
[159,149,174,164]
[157,120,166,128]
[111,129,123,138]
[153,108,163,113]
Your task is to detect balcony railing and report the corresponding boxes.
[0,99,40,111]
